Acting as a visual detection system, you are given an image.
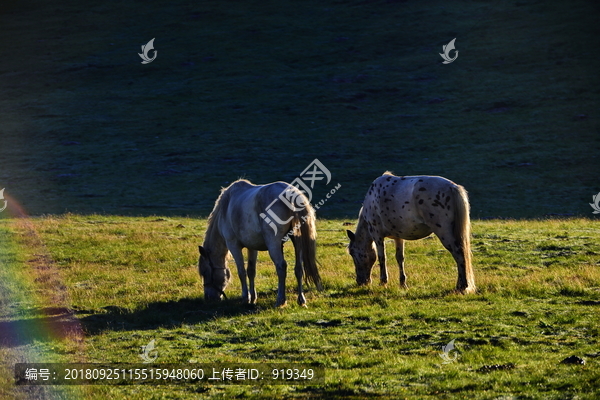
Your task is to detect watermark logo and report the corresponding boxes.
[299,159,332,188]
[259,159,340,238]
[278,159,331,212]
[590,192,600,214]
[0,188,7,212]
[439,339,458,364]
[139,38,157,64]
[139,339,158,363]
[440,38,458,64]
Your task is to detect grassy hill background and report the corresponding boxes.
[1,0,599,218]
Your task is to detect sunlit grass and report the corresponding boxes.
[2,216,599,399]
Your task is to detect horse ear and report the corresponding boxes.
[199,246,207,257]
[346,230,355,241]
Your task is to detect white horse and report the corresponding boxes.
[198,179,322,307]
[347,172,476,294]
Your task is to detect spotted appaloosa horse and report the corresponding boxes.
[347,172,476,294]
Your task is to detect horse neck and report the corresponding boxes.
[203,218,229,258]
[355,213,373,248]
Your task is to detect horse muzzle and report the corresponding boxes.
[356,276,372,286]
[204,286,228,301]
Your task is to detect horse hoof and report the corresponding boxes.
[276,301,288,308]
[455,286,476,295]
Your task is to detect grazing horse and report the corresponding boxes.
[198,179,322,307]
[347,172,475,294]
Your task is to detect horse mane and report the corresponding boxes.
[205,180,250,238]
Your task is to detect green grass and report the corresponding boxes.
[2,215,600,399]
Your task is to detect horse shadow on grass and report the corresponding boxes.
[77,297,263,335]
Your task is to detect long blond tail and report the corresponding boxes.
[295,205,322,291]
[452,184,476,293]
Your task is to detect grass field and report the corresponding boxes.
[1,0,600,398]
[1,215,599,399]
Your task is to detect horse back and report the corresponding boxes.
[361,174,461,240]
[220,180,299,248]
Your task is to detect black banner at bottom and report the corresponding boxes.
[15,363,325,385]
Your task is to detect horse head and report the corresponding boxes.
[346,230,376,285]
[198,246,231,301]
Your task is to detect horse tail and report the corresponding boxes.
[294,204,323,291]
[451,184,476,293]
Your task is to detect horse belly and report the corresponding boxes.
[223,219,270,251]
[239,235,269,251]
[399,222,433,240]
[381,215,431,240]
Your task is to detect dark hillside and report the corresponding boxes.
[1,0,598,218]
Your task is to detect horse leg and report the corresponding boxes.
[227,243,250,303]
[247,249,258,304]
[267,243,288,307]
[375,238,388,285]
[434,227,473,294]
[290,236,306,307]
[394,238,408,289]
